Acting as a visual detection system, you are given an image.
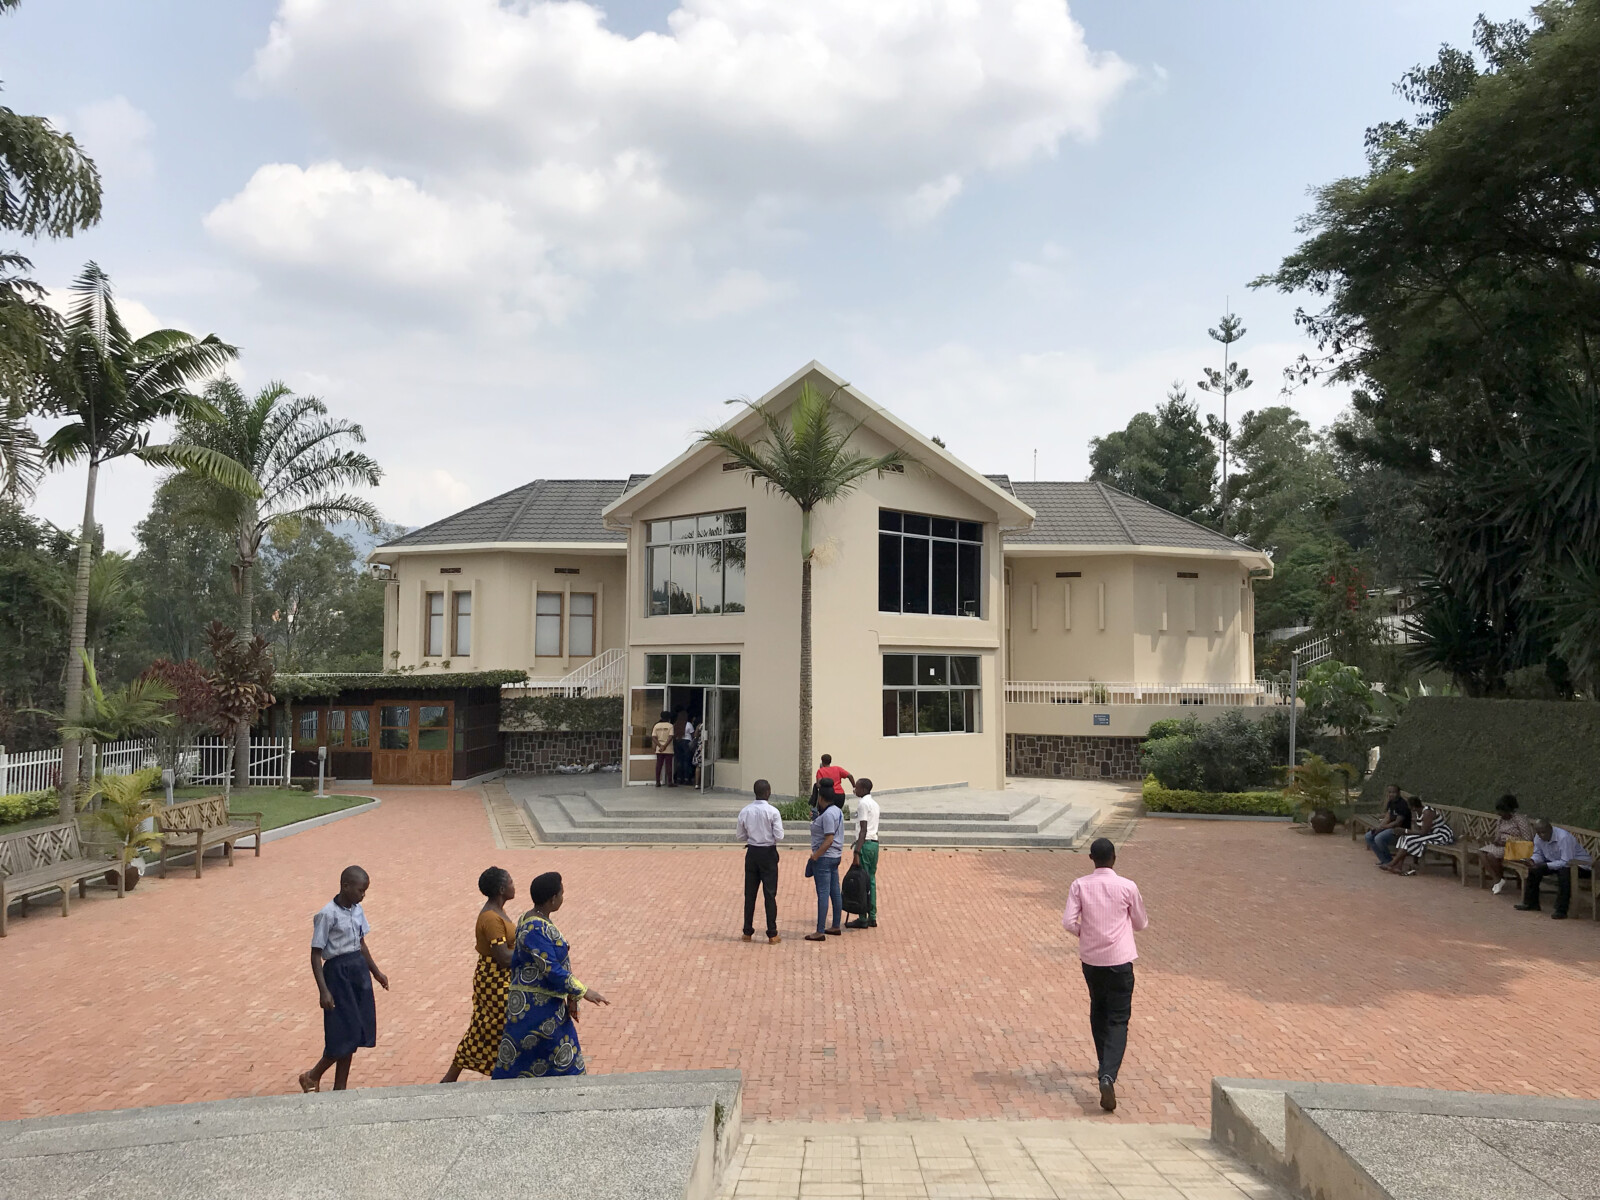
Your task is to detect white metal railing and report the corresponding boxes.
[505,648,626,699]
[2,736,292,795]
[1005,680,1292,707]
[1293,636,1333,666]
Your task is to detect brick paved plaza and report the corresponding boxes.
[3,788,1597,1127]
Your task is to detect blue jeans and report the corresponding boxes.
[1366,828,1399,865]
[813,857,842,932]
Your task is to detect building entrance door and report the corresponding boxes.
[372,701,454,785]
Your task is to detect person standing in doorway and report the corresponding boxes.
[673,707,692,785]
[1062,838,1148,1113]
[846,777,880,929]
[298,865,390,1093]
[651,711,676,787]
[736,779,784,943]
[804,788,845,942]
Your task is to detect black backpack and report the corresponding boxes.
[842,860,870,915]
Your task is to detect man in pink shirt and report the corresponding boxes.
[1062,837,1148,1112]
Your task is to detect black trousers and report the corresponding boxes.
[743,845,779,937]
[1522,863,1592,915]
[1082,962,1135,1083]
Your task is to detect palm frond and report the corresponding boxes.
[139,442,260,496]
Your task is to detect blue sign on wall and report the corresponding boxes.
[1093,712,1110,726]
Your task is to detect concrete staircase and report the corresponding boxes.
[514,786,1100,848]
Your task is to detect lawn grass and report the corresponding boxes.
[168,786,373,832]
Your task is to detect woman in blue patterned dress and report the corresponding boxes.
[492,871,609,1079]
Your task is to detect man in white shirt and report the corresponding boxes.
[846,778,881,929]
[735,779,784,943]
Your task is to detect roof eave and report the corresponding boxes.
[1001,542,1272,569]
[368,541,627,563]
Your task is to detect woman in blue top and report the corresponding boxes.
[491,871,610,1078]
[805,791,845,941]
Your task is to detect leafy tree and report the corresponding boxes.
[174,379,380,782]
[202,619,275,795]
[698,381,908,799]
[1088,384,1218,522]
[34,263,252,811]
[257,518,385,672]
[1259,2,1600,693]
[1196,311,1253,534]
[1297,659,1376,767]
[0,498,70,749]
[44,650,175,746]
[131,477,236,662]
[0,0,103,498]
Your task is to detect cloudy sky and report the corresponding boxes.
[10,0,1518,547]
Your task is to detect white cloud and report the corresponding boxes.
[72,95,155,181]
[680,268,791,321]
[209,0,1132,314]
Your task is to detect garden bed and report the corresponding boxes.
[168,786,371,832]
[1141,776,1293,817]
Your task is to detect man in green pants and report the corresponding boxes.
[847,777,880,929]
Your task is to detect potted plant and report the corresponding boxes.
[1281,753,1358,834]
[88,767,165,890]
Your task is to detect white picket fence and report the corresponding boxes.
[1,737,292,795]
[1005,680,1292,707]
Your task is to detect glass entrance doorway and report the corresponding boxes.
[627,652,741,787]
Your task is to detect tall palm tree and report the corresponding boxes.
[698,381,909,799]
[35,262,253,815]
[176,378,382,783]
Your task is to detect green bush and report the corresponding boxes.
[775,797,851,823]
[0,789,59,826]
[1140,709,1287,792]
[1142,775,1293,817]
[501,695,623,732]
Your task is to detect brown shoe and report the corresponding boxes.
[298,1071,320,1094]
[804,932,826,941]
[768,935,782,944]
[742,933,753,942]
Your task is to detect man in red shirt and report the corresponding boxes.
[814,754,854,803]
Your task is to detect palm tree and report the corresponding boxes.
[35,262,253,815]
[698,381,909,799]
[175,378,382,783]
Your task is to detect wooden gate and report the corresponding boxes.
[372,701,454,785]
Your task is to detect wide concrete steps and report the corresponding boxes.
[519,790,1099,848]
[1212,1077,1600,1198]
[0,1070,743,1200]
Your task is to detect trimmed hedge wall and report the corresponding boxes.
[1142,776,1293,817]
[0,789,59,826]
[1361,697,1600,829]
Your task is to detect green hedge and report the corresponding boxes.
[1142,775,1293,817]
[0,789,59,826]
[1362,697,1600,829]
[501,695,623,732]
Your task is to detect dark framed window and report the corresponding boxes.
[881,653,980,736]
[642,652,741,761]
[646,510,746,615]
[879,510,982,616]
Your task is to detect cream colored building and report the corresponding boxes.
[370,363,1275,791]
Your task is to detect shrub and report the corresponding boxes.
[0,789,58,826]
[1140,710,1284,792]
[775,797,851,823]
[501,695,623,732]
[1142,775,1293,817]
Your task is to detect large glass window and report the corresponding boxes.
[418,704,449,751]
[535,592,562,656]
[349,709,370,748]
[452,591,472,656]
[569,593,595,657]
[642,652,742,761]
[327,709,345,747]
[879,510,982,616]
[425,592,445,656]
[296,710,319,746]
[881,653,981,736]
[646,510,746,615]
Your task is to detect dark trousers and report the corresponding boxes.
[1082,962,1135,1083]
[674,738,693,782]
[1522,863,1592,915]
[655,752,674,786]
[743,845,779,938]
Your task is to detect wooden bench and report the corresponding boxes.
[157,795,263,879]
[1348,811,1383,841]
[0,820,118,936]
[1499,826,1600,919]
[1415,806,1500,886]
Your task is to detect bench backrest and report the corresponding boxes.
[1434,804,1497,844]
[0,821,85,879]
[160,795,231,833]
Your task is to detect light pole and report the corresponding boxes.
[1287,650,1301,772]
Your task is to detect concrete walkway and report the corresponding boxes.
[719,1121,1287,1199]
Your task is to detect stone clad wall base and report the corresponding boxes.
[506,730,624,774]
[1007,733,1144,780]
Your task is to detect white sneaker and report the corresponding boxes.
[1492,879,1508,895]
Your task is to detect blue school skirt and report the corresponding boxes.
[322,950,377,1058]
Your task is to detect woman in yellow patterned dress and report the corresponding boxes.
[441,867,517,1081]
[492,871,610,1079]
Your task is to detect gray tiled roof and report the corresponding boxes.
[379,476,1253,554]
[379,480,631,548]
[1003,481,1254,553]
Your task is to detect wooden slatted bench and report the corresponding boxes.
[1348,811,1382,842]
[1417,805,1500,886]
[158,795,263,879]
[1499,825,1600,919]
[0,820,118,936]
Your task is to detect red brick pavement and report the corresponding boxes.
[3,789,1597,1126]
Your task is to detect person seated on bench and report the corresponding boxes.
[1365,784,1413,867]
[1514,820,1594,920]
[1480,794,1534,895]
[1385,796,1453,876]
